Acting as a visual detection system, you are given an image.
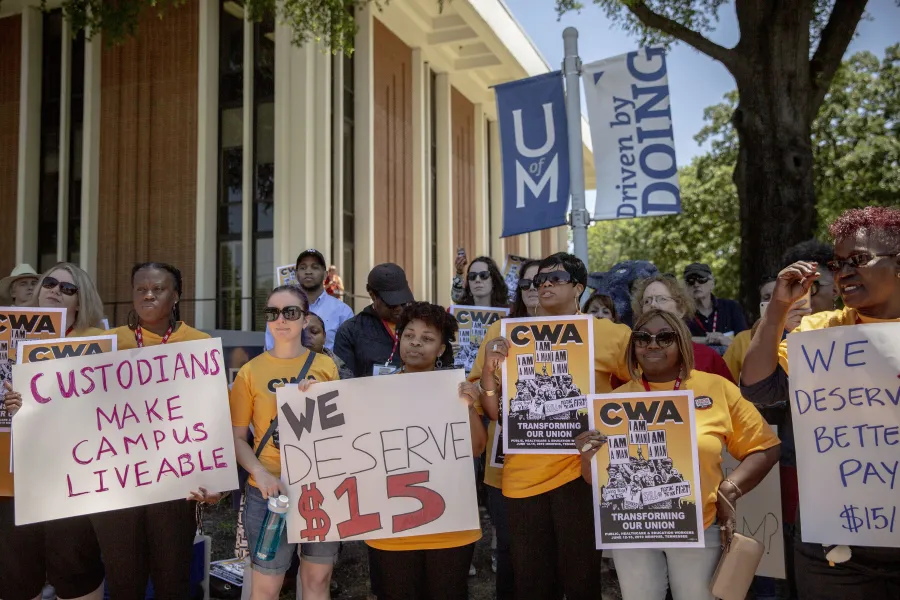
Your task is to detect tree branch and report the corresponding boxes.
[625,1,737,73]
[809,0,869,114]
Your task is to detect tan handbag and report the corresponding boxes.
[709,490,764,600]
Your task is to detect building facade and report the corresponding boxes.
[0,0,595,332]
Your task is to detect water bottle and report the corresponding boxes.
[254,494,290,561]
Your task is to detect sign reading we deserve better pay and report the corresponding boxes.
[788,322,900,547]
[12,338,238,524]
[277,369,480,544]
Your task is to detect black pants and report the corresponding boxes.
[487,486,513,600]
[91,499,197,600]
[794,541,900,600]
[0,498,105,600]
[368,543,475,600]
[505,478,600,600]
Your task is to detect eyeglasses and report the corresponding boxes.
[41,276,79,296]
[263,306,306,322]
[825,253,898,273]
[632,331,678,348]
[467,271,490,282]
[685,276,710,286]
[517,278,537,291]
[533,271,572,287]
[642,295,674,307]
[809,280,821,297]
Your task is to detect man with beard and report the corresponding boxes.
[265,249,353,352]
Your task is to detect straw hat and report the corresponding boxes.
[0,264,39,303]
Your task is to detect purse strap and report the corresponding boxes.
[254,350,317,458]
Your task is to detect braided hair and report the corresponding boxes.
[128,262,184,330]
[396,301,458,368]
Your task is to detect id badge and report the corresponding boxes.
[373,363,400,377]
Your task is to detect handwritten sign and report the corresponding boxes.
[16,335,117,364]
[500,316,595,454]
[787,322,900,547]
[11,338,238,525]
[450,306,509,374]
[589,391,704,548]
[275,264,298,287]
[0,308,65,431]
[723,426,785,579]
[277,369,480,543]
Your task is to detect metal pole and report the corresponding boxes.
[562,27,590,269]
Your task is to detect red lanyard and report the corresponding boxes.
[694,310,718,334]
[642,375,682,393]
[65,325,74,337]
[381,319,399,363]
[135,324,173,348]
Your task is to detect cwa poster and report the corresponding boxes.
[500,315,595,454]
[589,390,704,548]
[275,264,298,287]
[501,255,529,303]
[450,305,509,374]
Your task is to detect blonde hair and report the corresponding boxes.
[631,274,696,321]
[31,263,105,333]
[626,309,695,382]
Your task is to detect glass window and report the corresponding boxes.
[67,31,86,265]
[253,237,273,330]
[341,52,355,305]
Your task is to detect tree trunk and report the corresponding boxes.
[731,2,818,316]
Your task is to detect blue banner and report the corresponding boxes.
[495,71,570,238]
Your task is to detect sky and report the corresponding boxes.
[502,0,899,211]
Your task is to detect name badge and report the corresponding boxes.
[373,364,400,377]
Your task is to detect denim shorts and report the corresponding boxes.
[243,485,340,575]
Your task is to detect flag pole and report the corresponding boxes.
[562,27,590,269]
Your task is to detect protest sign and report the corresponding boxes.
[501,255,529,303]
[17,335,117,364]
[0,308,65,431]
[11,338,238,524]
[723,426,785,579]
[277,369,480,543]
[450,305,509,374]
[276,264,298,287]
[787,322,900,547]
[589,391,703,548]
[500,315,594,454]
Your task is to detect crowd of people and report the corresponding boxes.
[0,205,897,600]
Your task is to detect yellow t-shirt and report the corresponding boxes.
[229,350,339,488]
[723,329,752,383]
[615,370,780,528]
[1,326,114,497]
[112,322,210,350]
[469,317,632,498]
[484,420,502,489]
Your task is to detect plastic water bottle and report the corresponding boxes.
[254,494,290,561]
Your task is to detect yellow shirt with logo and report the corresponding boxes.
[469,317,632,498]
[615,370,780,529]
[229,350,338,488]
[723,329,753,383]
[112,321,210,350]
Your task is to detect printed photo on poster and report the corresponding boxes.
[501,255,529,303]
[276,264,298,287]
[588,391,704,548]
[450,305,509,374]
[500,316,595,454]
[0,308,66,431]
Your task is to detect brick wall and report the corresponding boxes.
[451,88,475,258]
[96,2,198,325]
[0,16,21,277]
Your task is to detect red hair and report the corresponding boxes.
[829,206,900,247]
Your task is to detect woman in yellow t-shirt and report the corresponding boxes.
[471,252,633,600]
[577,309,780,600]
[230,285,340,600]
[742,206,900,600]
[1,262,107,600]
[366,301,486,600]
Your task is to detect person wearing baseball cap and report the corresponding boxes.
[0,264,39,306]
[683,263,747,352]
[333,263,414,378]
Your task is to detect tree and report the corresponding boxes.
[560,0,875,312]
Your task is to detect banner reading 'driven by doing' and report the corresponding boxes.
[788,322,900,547]
[583,47,681,221]
[11,338,238,525]
[277,369,480,543]
[495,72,570,238]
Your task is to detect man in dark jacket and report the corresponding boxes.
[333,263,414,378]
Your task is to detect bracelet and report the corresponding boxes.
[722,478,743,498]
[477,379,497,397]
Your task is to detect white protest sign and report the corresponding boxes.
[11,338,238,525]
[723,425,785,579]
[277,369,480,543]
[788,322,900,547]
[582,47,681,221]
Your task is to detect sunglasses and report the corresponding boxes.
[533,271,572,287]
[632,331,678,348]
[467,271,491,282]
[685,276,710,285]
[825,253,898,273]
[263,306,306,322]
[42,276,79,296]
[517,278,537,291]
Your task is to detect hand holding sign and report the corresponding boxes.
[3,381,21,417]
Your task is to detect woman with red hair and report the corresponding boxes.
[742,206,900,599]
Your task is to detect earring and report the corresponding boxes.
[435,358,443,369]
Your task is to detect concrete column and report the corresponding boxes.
[352,4,375,312]
[330,54,345,277]
[434,72,453,305]
[473,104,489,258]
[79,29,101,278]
[488,119,505,266]
[410,48,429,301]
[16,8,41,267]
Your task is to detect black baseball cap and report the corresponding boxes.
[367,263,414,306]
[296,249,326,269]
[683,263,713,279]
